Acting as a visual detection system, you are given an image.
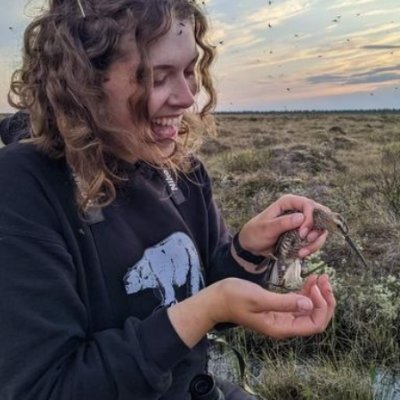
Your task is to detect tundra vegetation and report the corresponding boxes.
[201,112,400,400]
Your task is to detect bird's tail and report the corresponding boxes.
[263,258,303,292]
[283,259,303,289]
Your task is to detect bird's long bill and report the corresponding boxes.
[344,234,369,268]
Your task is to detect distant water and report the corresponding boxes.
[374,369,400,400]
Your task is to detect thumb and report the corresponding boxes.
[261,291,313,313]
[267,212,304,238]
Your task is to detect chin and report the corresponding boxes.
[158,140,176,158]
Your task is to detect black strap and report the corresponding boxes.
[161,168,186,206]
[232,232,266,265]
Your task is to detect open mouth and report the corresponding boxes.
[151,116,183,141]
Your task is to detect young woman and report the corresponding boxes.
[0,0,335,399]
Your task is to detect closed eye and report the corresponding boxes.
[153,74,168,87]
[184,69,195,79]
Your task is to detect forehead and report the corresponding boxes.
[148,18,197,67]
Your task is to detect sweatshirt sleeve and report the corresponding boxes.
[194,162,266,286]
[0,147,190,400]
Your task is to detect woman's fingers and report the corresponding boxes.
[221,279,317,330]
[260,290,314,314]
[261,276,336,339]
[219,276,336,341]
[298,230,329,258]
[308,284,329,329]
[239,194,334,258]
[298,200,331,237]
[265,194,314,217]
[238,292,314,337]
[304,275,335,332]
[265,194,327,236]
[285,283,329,337]
[260,212,304,241]
[299,274,318,296]
[317,274,336,318]
[238,210,305,255]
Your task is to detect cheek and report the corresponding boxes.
[148,88,168,116]
[103,87,136,128]
[105,76,138,105]
[106,89,130,118]
[104,81,125,109]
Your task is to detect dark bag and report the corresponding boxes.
[190,373,260,400]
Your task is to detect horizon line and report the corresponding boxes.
[1,108,400,118]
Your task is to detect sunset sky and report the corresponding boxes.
[0,0,399,112]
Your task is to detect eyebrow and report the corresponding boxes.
[153,52,200,71]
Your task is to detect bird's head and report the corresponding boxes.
[312,208,349,235]
[312,208,369,268]
[330,212,349,235]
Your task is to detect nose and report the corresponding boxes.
[168,75,195,109]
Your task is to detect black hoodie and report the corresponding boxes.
[0,143,265,400]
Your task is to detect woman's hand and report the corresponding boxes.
[214,274,335,339]
[167,274,335,348]
[237,194,330,260]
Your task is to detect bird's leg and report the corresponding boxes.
[302,262,326,278]
[254,255,276,272]
[265,283,298,293]
[262,258,286,291]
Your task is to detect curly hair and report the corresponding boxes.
[9,0,217,210]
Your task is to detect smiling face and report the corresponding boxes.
[148,18,198,156]
[103,17,198,159]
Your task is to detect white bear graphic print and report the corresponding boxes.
[124,232,205,306]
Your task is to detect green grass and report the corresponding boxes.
[255,355,374,400]
[219,149,272,174]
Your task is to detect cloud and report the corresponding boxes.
[308,65,400,85]
[361,9,400,16]
[245,0,314,26]
[362,45,400,50]
[351,65,400,76]
[208,0,316,52]
[310,73,400,85]
[346,73,400,85]
[328,0,375,10]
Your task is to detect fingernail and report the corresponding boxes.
[292,213,304,225]
[299,227,309,239]
[307,231,319,242]
[299,248,310,258]
[297,298,313,312]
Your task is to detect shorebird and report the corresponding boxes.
[262,208,369,291]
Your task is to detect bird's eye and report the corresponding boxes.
[337,221,349,235]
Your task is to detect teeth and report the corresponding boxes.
[152,116,182,127]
